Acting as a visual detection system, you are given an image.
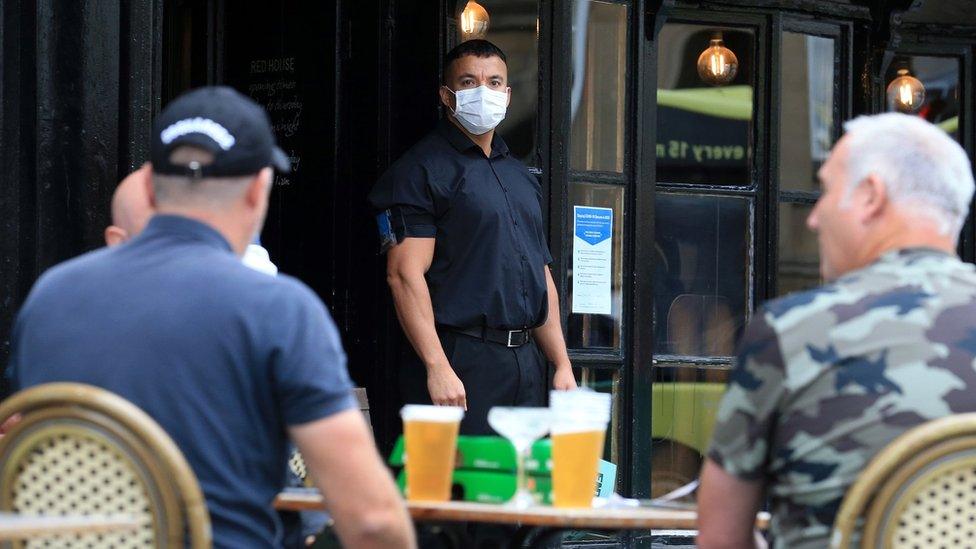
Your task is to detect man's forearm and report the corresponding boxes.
[533,267,571,370]
[388,271,448,368]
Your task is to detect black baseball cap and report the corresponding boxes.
[151,86,290,177]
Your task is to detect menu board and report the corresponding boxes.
[245,55,302,187]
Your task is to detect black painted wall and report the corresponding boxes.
[0,0,162,396]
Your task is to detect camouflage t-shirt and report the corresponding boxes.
[709,247,976,548]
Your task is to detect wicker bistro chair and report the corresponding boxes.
[0,383,212,548]
[831,413,976,549]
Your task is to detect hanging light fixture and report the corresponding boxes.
[459,1,490,41]
[697,32,739,86]
[886,68,926,113]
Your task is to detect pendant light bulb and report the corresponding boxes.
[886,68,926,113]
[697,34,738,86]
[459,1,490,41]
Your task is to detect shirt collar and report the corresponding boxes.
[138,214,234,253]
[437,117,509,159]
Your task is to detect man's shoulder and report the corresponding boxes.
[26,247,115,298]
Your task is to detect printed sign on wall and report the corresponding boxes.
[571,206,613,315]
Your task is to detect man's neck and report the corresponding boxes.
[448,115,494,157]
[856,216,957,269]
[155,206,250,256]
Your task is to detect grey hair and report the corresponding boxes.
[842,113,974,236]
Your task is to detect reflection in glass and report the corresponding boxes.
[656,24,755,185]
[569,1,628,172]
[567,183,625,350]
[885,56,961,141]
[650,365,729,498]
[654,194,751,357]
[578,368,621,474]
[480,0,540,163]
[778,203,820,295]
[780,33,835,192]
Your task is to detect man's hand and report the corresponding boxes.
[427,363,467,409]
[290,409,416,549]
[0,414,22,437]
[552,365,577,391]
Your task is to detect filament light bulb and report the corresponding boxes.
[459,1,490,41]
[886,69,925,113]
[697,35,738,86]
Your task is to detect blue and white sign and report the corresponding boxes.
[572,206,613,315]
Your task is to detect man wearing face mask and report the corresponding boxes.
[369,40,577,436]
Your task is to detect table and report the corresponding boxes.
[0,512,141,540]
[275,488,770,548]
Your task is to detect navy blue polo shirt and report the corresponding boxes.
[7,215,357,548]
[368,118,553,330]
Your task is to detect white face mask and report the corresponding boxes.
[446,85,509,135]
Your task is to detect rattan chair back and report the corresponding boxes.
[0,383,212,548]
[831,413,976,548]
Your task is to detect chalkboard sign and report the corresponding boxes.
[245,55,303,186]
[223,3,336,285]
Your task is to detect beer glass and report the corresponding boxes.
[400,404,464,501]
[550,390,611,508]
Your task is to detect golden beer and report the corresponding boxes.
[401,405,463,502]
[551,429,606,508]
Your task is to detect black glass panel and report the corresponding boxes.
[779,33,835,192]
[656,24,755,185]
[654,194,751,357]
[650,365,729,498]
[885,55,961,142]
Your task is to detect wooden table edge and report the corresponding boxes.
[273,492,771,530]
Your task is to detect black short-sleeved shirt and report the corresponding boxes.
[7,215,357,548]
[369,118,553,330]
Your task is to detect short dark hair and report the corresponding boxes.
[442,39,508,83]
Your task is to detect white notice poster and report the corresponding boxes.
[571,206,613,315]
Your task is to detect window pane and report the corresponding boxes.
[656,24,755,185]
[578,368,622,482]
[780,33,835,192]
[478,0,541,164]
[569,1,628,172]
[567,183,625,350]
[885,55,961,142]
[650,365,729,498]
[654,194,751,357]
[778,202,820,295]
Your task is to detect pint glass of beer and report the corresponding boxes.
[400,404,464,502]
[550,390,611,508]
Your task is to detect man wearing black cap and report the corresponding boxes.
[369,40,577,436]
[7,87,415,549]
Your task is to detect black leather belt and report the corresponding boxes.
[449,325,532,348]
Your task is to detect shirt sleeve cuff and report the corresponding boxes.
[284,391,359,427]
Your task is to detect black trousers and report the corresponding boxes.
[399,329,547,435]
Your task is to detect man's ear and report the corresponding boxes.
[245,168,273,209]
[144,163,158,208]
[104,226,128,247]
[506,86,512,108]
[438,85,455,111]
[859,174,888,222]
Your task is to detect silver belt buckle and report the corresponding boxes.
[506,330,519,348]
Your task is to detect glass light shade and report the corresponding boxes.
[886,69,926,113]
[459,1,490,41]
[697,37,738,86]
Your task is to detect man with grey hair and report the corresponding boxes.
[7,87,415,549]
[697,113,976,548]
